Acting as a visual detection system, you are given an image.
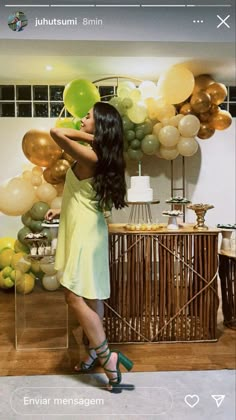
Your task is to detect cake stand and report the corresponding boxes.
[165,196,191,224]
[126,200,160,230]
[162,210,183,230]
[187,203,214,230]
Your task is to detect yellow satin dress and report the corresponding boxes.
[55,167,110,300]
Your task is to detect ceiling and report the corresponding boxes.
[0,39,235,85]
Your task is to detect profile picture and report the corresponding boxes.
[8,11,28,32]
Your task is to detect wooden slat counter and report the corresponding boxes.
[105,224,219,343]
[218,250,236,330]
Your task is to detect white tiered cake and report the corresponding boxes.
[127,176,153,202]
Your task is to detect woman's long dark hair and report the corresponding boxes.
[92,101,127,210]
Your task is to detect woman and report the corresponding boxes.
[47,101,133,391]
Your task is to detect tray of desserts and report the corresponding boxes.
[217,223,236,230]
[165,196,191,204]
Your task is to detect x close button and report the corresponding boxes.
[217,15,230,29]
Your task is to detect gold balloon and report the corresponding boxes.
[22,129,62,167]
[43,167,60,184]
[210,110,232,130]
[62,151,75,164]
[210,104,220,115]
[197,122,215,139]
[206,83,227,105]
[192,74,214,94]
[50,159,71,181]
[190,91,211,113]
[179,103,193,116]
[198,111,211,122]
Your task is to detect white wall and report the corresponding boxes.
[0,118,235,238]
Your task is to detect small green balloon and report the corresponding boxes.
[30,219,43,233]
[138,119,153,135]
[122,115,134,131]
[21,211,32,228]
[127,148,143,161]
[122,97,133,110]
[41,228,52,242]
[30,202,50,221]
[55,118,77,129]
[135,128,145,140]
[125,130,136,142]
[141,134,159,155]
[131,139,141,150]
[17,226,32,246]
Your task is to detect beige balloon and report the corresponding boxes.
[31,175,42,187]
[36,183,57,203]
[155,102,176,122]
[168,114,184,127]
[152,122,163,136]
[0,178,36,216]
[50,196,63,209]
[178,115,201,137]
[32,166,43,176]
[159,146,179,160]
[158,126,180,147]
[177,136,199,157]
[157,66,195,104]
[22,170,32,181]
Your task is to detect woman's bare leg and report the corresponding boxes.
[78,299,104,366]
[65,289,117,387]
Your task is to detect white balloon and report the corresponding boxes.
[42,274,60,291]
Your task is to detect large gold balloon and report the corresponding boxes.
[190,91,211,113]
[192,74,214,94]
[50,159,71,181]
[197,122,215,140]
[22,129,62,167]
[206,83,227,105]
[210,110,232,130]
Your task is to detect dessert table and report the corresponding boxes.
[104,224,219,343]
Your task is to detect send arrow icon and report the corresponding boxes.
[211,395,225,408]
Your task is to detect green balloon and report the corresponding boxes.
[135,128,145,140]
[41,228,52,242]
[125,130,136,142]
[63,79,100,118]
[130,139,141,150]
[55,118,77,129]
[122,115,134,131]
[122,97,133,110]
[18,226,32,246]
[141,134,159,155]
[127,148,143,161]
[30,219,43,233]
[21,211,32,227]
[30,202,50,221]
[137,119,153,135]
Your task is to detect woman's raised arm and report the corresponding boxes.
[50,127,98,166]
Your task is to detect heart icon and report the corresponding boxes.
[184,394,200,408]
